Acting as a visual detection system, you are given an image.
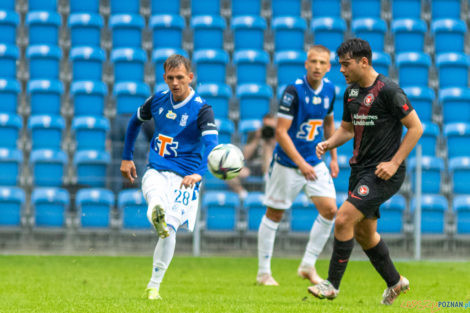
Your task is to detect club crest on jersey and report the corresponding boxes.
[349,89,359,97]
[166,110,177,119]
[358,185,369,196]
[180,113,189,126]
[363,93,375,107]
[313,96,322,105]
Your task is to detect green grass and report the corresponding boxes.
[0,255,469,313]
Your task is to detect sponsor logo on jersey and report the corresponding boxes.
[296,119,323,141]
[180,113,188,126]
[155,134,178,157]
[305,96,309,104]
[166,110,177,119]
[313,96,322,105]
[358,185,369,196]
[349,89,359,97]
[194,96,203,103]
[402,103,410,111]
[159,107,164,115]
[364,93,375,106]
[282,93,294,107]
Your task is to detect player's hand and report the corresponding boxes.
[375,160,399,180]
[120,160,137,183]
[299,162,317,181]
[329,159,339,178]
[316,141,329,159]
[180,173,202,188]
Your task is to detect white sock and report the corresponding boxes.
[300,214,334,268]
[257,215,279,275]
[147,228,176,289]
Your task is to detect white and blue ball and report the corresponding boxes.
[207,144,244,180]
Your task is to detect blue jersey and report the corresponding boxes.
[137,88,218,177]
[274,76,336,168]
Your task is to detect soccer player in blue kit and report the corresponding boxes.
[120,54,218,300]
[257,45,339,286]
[310,38,423,305]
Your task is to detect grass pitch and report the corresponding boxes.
[0,255,468,313]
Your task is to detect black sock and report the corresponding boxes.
[327,237,355,289]
[363,238,401,287]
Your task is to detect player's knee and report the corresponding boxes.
[320,205,337,220]
[334,213,351,233]
[265,207,284,223]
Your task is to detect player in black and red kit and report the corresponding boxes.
[308,38,423,305]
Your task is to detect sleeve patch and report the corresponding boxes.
[281,93,294,107]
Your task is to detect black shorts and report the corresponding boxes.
[346,165,406,219]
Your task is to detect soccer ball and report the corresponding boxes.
[207,144,244,180]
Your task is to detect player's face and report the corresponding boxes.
[338,56,367,84]
[164,64,194,102]
[305,49,330,84]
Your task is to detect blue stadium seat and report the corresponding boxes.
[233,50,269,84]
[26,45,61,80]
[30,149,67,187]
[453,195,470,234]
[118,189,151,230]
[151,48,188,83]
[0,186,25,228]
[109,14,144,48]
[152,0,180,15]
[203,191,239,231]
[203,171,229,191]
[29,0,57,11]
[0,44,18,78]
[0,79,20,113]
[392,0,422,19]
[372,52,391,76]
[70,46,105,81]
[28,79,63,116]
[391,18,427,53]
[403,86,435,123]
[154,83,168,93]
[411,194,447,234]
[334,121,353,156]
[334,154,350,193]
[110,0,139,14]
[312,0,341,18]
[0,148,22,185]
[352,0,381,19]
[291,193,317,232]
[272,0,301,17]
[431,0,461,20]
[111,48,147,83]
[0,0,15,11]
[72,116,110,151]
[244,192,265,231]
[431,19,467,54]
[0,113,21,149]
[272,16,307,52]
[0,10,18,44]
[310,17,346,52]
[436,53,470,88]
[193,49,229,84]
[232,0,261,17]
[326,52,345,86]
[113,81,150,115]
[413,122,439,156]
[449,157,470,194]
[408,156,444,193]
[274,50,307,87]
[28,115,64,150]
[191,0,220,16]
[74,150,110,187]
[333,85,346,121]
[377,194,406,234]
[76,188,114,228]
[70,0,100,14]
[149,14,185,50]
[396,52,431,87]
[439,87,470,124]
[237,83,272,120]
[191,15,226,51]
[71,80,107,117]
[239,118,262,144]
[231,16,266,52]
[196,83,231,120]
[68,13,103,47]
[444,123,470,158]
[215,118,234,144]
[351,18,387,52]
[26,11,61,45]
[31,187,69,228]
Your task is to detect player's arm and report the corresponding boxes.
[120,96,153,183]
[316,121,354,158]
[323,114,339,178]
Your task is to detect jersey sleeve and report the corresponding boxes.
[197,104,218,136]
[137,95,154,121]
[277,85,298,120]
[384,87,414,119]
[342,87,352,122]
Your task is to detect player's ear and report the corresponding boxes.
[188,72,194,82]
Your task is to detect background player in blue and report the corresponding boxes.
[310,38,423,305]
[257,45,339,286]
[120,54,218,300]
